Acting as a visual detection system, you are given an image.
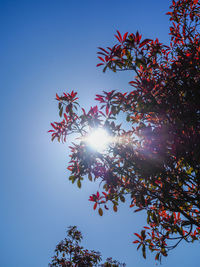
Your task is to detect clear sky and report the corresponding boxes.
[1,0,199,266]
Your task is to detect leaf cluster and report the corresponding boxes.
[49,0,200,262]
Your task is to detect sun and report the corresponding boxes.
[86,128,111,152]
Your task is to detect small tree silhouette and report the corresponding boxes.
[49,226,126,267]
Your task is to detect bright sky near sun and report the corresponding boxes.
[1,0,200,266]
[86,128,111,152]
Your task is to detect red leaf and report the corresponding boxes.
[93,203,97,210]
[133,240,139,244]
[134,207,144,212]
[99,111,106,117]
[123,32,128,42]
[96,63,104,67]
[64,113,68,122]
[155,253,160,261]
[117,30,122,42]
[139,39,152,48]
[98,56,105,62]
[114,34,121,43]
[97,52,107,56]
[82,108,86,115]
[67,165,74,171]
[89,196,94,201]
[106,105,109,116]
[51,123,57,130]
[134,233,142,239]
[129,81,138,87]
[113,205,118,212]
[98,47,109,54]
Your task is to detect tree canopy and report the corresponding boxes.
[49,226,125,267]
[49,0,200,262]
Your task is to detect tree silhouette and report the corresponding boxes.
[49,0,200,261]
[49,226,125,267]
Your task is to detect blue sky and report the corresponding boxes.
[1,0,199,266]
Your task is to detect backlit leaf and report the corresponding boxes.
[98,207,103,216]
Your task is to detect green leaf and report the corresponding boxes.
[141,230,145,238]
[155,252,160,261]
[59,106,63,117]
[77,179,81,188]
[135,57,146,68]
[142,245,146,259]
[120,195,125,203]
[152,213,158,223]
[147,211,150,224]
[111,106,117,115]
[186,167,193,175]
[69,176,76,184]
[69,175,75,180]
[161,248,167,257]
[103,66,107,73]
[51,135,56,142]
[88,173,92,181]
[126,115,130,122]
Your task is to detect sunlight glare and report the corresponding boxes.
[86,128,111,152]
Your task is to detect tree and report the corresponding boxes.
[49,0,200,262]
[49,226,126,267]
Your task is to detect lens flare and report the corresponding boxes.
[86,128,111,152]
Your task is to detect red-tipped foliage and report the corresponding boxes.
[49,0,200,262]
